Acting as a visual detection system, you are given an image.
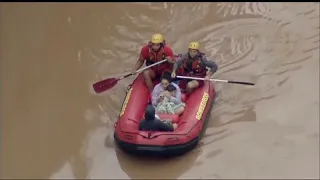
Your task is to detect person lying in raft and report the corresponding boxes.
[151,72,185,115]
[171,42,218,94]
[155,84,186,115]
[139,105,178,131]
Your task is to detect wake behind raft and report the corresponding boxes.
[114,73,216,157]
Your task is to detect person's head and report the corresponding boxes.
[166,84,177,97]
[145,104,156,121]
[188,42,200,58]
[160,72,172,89]
[150,33,164,51]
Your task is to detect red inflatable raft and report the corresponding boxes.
[114,72,216,156]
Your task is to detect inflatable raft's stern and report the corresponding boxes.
[114,133,200,157]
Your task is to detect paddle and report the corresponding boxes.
[93,59,168,93]
[176,75,255,86]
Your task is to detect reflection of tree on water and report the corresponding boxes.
[115,147,200,179]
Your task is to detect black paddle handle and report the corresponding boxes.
[123,73,133,78]
[228,80,255,86]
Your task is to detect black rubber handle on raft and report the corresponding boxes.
[228,80,255,86]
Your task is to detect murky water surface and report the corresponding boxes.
[1,2,319,179]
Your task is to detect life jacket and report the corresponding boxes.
[181,52,207,76]
[145,40,167,66]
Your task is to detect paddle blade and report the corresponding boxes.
[228,80,255,86]
[93,78,119,93]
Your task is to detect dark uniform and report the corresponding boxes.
[139,105,174,132]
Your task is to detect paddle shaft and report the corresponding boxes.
[176,75,255,86]
[121,59,168,79]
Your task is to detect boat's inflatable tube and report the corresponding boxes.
[114,73,216,157]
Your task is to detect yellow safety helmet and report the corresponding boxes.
[188,42,200,50]
[151,33,164,44]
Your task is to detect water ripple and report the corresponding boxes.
[59,2,320,179]
[83,2,319,132]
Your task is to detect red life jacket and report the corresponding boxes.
[145,41,167,66]
[181,53,207,76]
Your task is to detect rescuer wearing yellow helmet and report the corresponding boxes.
[132,33,176,92]
[171,42,218,94]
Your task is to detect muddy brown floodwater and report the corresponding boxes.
[1,2,319,179]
